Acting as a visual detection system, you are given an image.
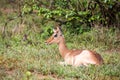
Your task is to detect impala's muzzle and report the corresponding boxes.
[45,36,54,45]
[45,41,52,45]
[45,41,48,45]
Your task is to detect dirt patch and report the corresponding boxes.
[33,72,62,80]
[104,48,120,54]
[5,69,15,75]
[0,8,17,14]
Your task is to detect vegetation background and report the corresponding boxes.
[0,0,120,80]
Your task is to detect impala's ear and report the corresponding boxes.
[56,26,63,36]
[53,28,57,33]
[57,26,62,32]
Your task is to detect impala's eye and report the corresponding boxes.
[54,34,57,37]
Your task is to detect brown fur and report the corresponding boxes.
[45,26,103,66]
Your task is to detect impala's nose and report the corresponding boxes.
[45,41,47,44]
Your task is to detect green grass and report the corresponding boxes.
[0,8,120,80]
[0,1,120,80]
[0,30,120,80]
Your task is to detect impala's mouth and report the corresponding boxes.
[45,41,49,45]
[45,41,51,45]
[45,36,54,45]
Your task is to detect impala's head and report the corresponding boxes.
[45,26,63,45]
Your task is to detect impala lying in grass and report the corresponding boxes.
[45,26,103,67]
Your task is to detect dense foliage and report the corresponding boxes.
[22,0,120,32]
[0,0,120,36]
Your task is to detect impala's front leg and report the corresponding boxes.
[58,58,71,66]
[58,61,67,66]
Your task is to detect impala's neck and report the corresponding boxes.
[58,37,70,58]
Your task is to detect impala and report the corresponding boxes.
[45,26,103,67]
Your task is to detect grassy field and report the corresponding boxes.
[0,27,120,80]
[0,4,120,80]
